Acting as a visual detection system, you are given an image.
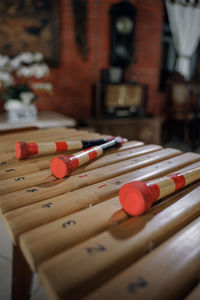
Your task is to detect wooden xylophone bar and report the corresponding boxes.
[0,142,153,180]
[20,175,200,272]
[0,127,200,300]
[83,217,200,300]
[3,151,199,245]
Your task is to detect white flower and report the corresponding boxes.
[16,66,32,78]
[16,63,49,78]
[31,63,50,78]
[17,52,34,64]
[33,52,43,62]
[0,51,52,91]
[10,57,21,70]
[0,71,14,86]
[0,55,10,70]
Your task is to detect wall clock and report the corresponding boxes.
[109,1,136,68]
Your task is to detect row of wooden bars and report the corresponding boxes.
[0,127,199,300]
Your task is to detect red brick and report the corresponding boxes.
[0,0,162,120]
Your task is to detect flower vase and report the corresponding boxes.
[4,92,37,123]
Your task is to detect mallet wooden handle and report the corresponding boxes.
[119,167,200,216]
[15,137,114,160]
[50,136,126,178]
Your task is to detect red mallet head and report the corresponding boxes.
[15,142,29,160]
[50,155,76,179]
[15,142,38,160]
[119,181,157,216]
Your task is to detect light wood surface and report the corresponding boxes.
[20,179,200,272]
[83,218,200,300]
[2,152,200,244]
[0,147,182,209]
[37,189,200,300]
[0,127,199,300]
[0,141,145,179]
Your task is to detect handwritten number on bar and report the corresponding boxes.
[115,181,122,185]
[42,202,52,208]
[78,174,88,178]
[5,168,15,172]
[14,176,25,181]
[86,244,106,255]
[97,184,107,189]
[62,220,76,228]
[27,188,38,193]
[127,277,148,294]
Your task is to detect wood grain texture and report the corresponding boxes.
[0,141,145,179]
[0,147,182,213]
[0,127,199,300]
[84,218,200,300]
[37,190,200,300]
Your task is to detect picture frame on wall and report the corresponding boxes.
[0,0,60,66]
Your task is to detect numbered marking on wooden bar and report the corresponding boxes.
[62,220,77,228]
[1,148,185,212]
[1,153,200,219]
[37,188,200,300]
[0,169,54,195]
[86,244,107,256]
[2,154,200,245]
[19,197,125,271]
[84,218,200,300]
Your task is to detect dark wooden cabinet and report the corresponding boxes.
[86,117,162,145]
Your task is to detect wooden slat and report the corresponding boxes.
[0,133,107,170]
[0,131,104,158]
[84,218,200,300]
[0,128,97,145]
[0,127,199,300]
[37,191,200,300]
[0,139,142,174]
[0,149,181,209]
[0,127,77,152]
[1,151,199,215]
[19,180,200,272]
[72,144,161,174]
[0,169,54,195]
[0,148,181,206]
[0,127,72,142]
[2,154,200,245]
[0,159,52,180]
[0,130,104,165]
[0,142,148,180]
[185,283,200,300]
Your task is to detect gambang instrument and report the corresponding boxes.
[0,127,200,300]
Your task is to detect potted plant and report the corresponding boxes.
[0,52,52,122]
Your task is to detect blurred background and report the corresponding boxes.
[1,0,200,151]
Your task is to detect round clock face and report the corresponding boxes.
[116,17,134,34]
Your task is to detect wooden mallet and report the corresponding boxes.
[15,137,114,160]
[50,136,127,179]
[119,166,200,216]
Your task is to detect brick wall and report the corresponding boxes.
[36,0,165,121]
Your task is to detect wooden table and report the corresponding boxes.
[0,111,76,131]
[0,127,200,300]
